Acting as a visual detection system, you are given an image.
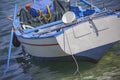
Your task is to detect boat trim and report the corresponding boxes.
[21,41,58,46]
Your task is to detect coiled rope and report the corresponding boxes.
[38,5,51,21]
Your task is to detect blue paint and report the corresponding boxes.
[70,6,83,18]
[80,0,101,12]
[3,4,17,75]
[3,29,14,75]
[116,11,120,18]
[13,4,17,21]
[15,12,117,39]
[70,0,101,18]
[23,20,62,34]
[29,8,40,17]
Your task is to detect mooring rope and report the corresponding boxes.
[62,28,80,75]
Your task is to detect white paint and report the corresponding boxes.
[56,15,120,55]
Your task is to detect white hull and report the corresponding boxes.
[18,37,67,57]
[56,15,120,55]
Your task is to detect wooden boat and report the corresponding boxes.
[11,0,120,62]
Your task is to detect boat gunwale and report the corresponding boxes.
[13,10,119,39]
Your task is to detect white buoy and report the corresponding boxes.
[62,11,76,24]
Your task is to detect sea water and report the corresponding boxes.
[0,0,120,80]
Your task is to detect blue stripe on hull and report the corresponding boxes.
[31,42,117,63]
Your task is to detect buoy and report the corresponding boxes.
[25,3,31,10]
[62,11,76,24]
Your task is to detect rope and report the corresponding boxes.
[62,27,80,75]
[38,5,51,21]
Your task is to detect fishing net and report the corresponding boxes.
[19,0,70,27]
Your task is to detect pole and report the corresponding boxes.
[3,4,17,76]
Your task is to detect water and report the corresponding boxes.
[0,0,120,80]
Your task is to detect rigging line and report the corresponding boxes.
[62,27,80,75]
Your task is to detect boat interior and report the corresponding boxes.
[19,0,100,28]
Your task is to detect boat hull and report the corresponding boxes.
[56,15,120,56]
[16,13,120,62]
[18,37,68,57]
[30,42,116,62]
